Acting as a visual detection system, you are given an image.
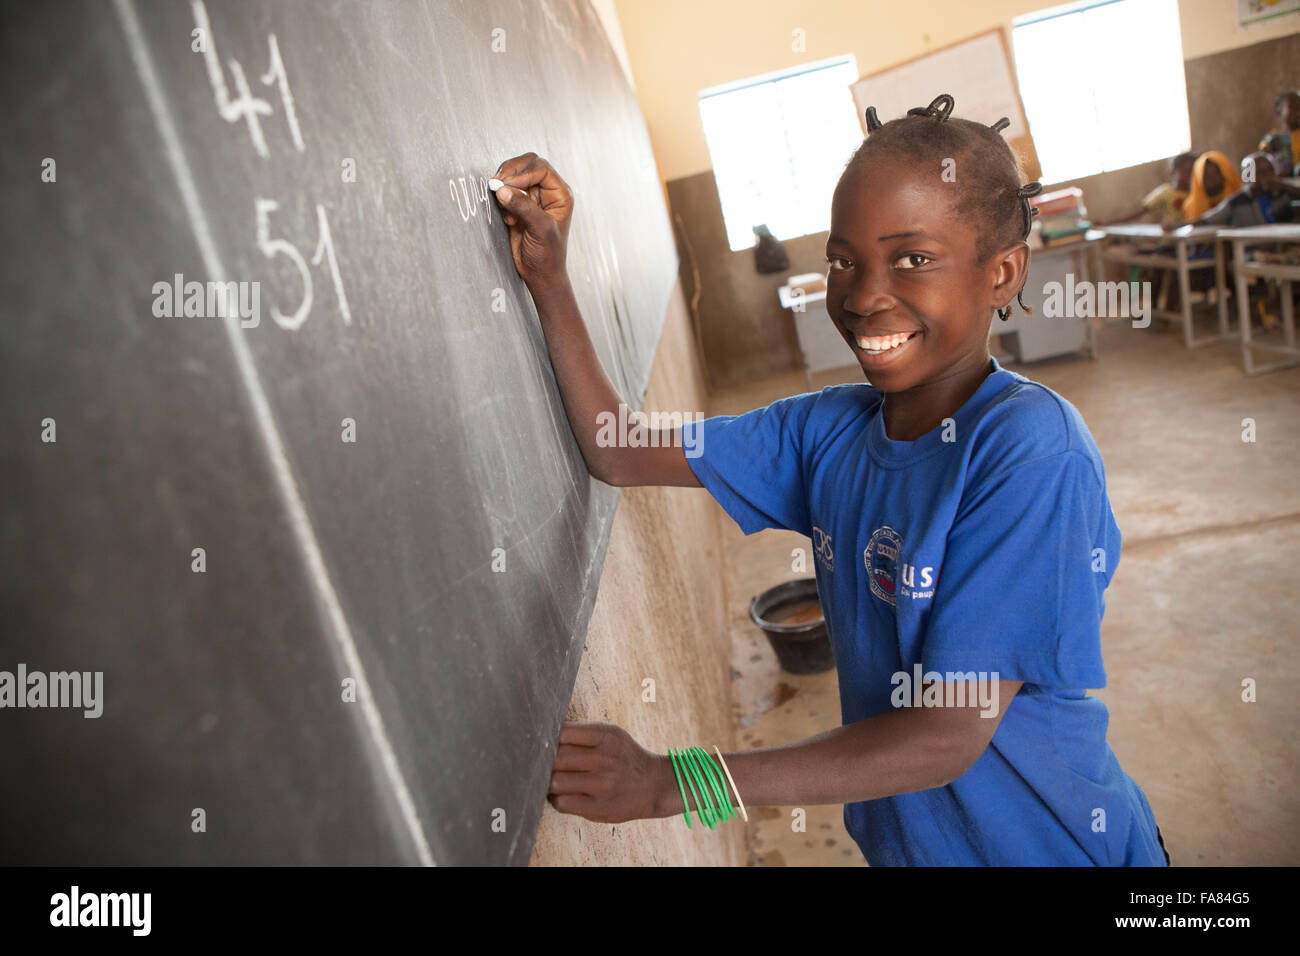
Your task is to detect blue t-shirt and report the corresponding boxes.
[682,357,1166,866]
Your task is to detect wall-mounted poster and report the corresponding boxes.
[1238,0,1300,28]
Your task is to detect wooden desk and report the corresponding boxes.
[1096,224,1229,348]
[1215,225,1300,375]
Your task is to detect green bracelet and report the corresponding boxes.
[690,747,734,822]
[696,749,728,822]
[667,748,694,829]
[673,747,710,829]
[681,747,719,828]
[669,744,745,831]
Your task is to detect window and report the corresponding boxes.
[699,56,862,252]
[1012,0,1191,185]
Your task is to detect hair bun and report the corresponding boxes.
[865,106,883,132]
[906,93,955,122]
[1017,182,1043,199]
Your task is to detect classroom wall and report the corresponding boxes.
[1179,0,1300,59]
[529,278,745,866]
[616,0,1298,182]
[1184,30,1300,170]
[616,0,1300,387]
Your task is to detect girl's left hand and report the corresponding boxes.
[547,722,677,824]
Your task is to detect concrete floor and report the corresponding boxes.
[708,316,1300,866]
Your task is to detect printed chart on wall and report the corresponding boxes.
[1238,0,1300,28]
[0,0,678,866]
[849,29,1041,182]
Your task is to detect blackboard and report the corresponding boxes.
[0,0,677,865]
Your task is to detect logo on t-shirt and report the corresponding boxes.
[812,526,834,572]
[864,525,903,606]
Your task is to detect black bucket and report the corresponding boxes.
[748,578,835,675]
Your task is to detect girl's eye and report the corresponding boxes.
[896,253,931,270]
[825,255,851,272]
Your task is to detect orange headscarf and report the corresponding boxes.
[1183,151,1243,221]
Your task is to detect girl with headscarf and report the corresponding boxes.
[1182,150,1243,222]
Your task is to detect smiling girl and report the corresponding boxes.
[492,93,1168,866]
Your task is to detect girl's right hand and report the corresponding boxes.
[492,152,573,290]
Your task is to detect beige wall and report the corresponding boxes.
[614,0,1299,181]
[530,278,745,865]
[1180,0,1300,58]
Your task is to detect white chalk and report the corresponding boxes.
[488,178,504,191]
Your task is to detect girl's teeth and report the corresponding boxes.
[856,332,912,351]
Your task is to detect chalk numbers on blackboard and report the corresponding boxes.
[192,1,351,329]
[254,200,352,328]
[192,1,302,160]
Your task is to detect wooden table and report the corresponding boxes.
[1215,224,1300,375]
[1096,223,1229,348]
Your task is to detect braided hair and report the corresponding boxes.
[848,93,1041,321]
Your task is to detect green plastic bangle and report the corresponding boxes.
[691,747,733,822]
[667,748,693,829]
[669,744,745,832]
[691,749,733,822]
[676,747,711,829]
[682,747,718,828]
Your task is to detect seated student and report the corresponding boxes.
[1190,153,1300,228]
[1151,150,1241,316]
[1106,152,1196,229]
[1259,90,1300,179]
[1104,153,1197,310]
[1180,150,1243,223]
[1192,154,1300,330]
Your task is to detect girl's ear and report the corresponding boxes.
[991,241,1031,315]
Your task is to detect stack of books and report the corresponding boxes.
[1031,187,1091,247]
